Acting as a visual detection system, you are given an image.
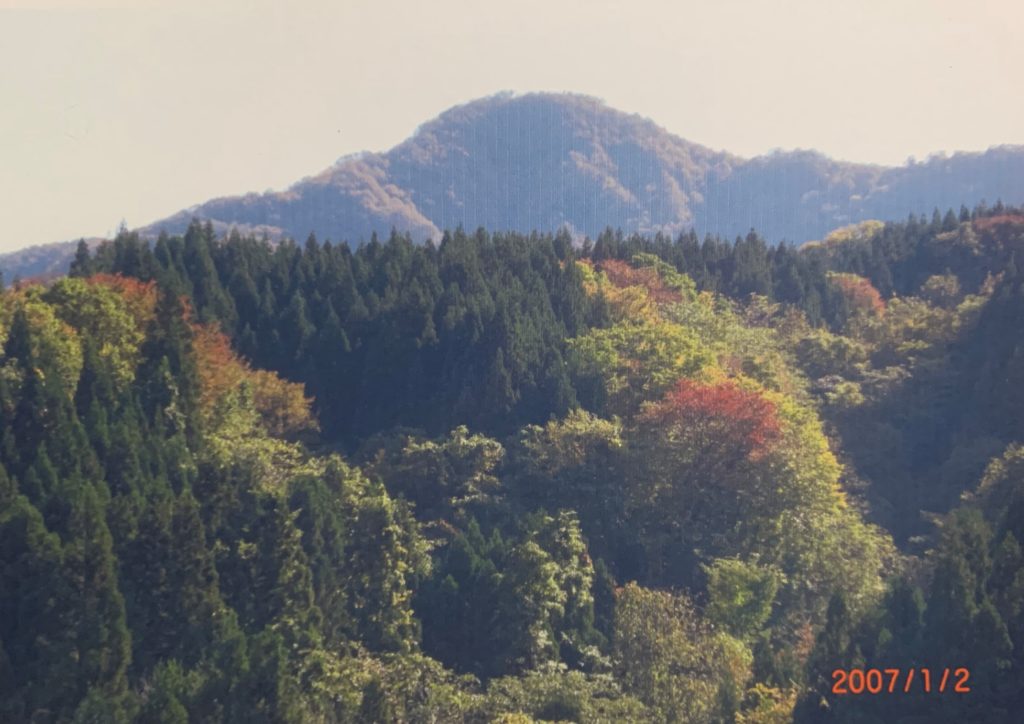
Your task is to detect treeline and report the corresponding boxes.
[586,201,1022,326]
[73,226,590,445]
[72,204,1022,447]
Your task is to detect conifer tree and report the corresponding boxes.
[69,239,93,278]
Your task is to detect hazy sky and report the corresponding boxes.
[2,0,1022,252]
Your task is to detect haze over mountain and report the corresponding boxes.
[144,93,1023,240]
[3,92,1022,280]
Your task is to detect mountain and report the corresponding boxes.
[0,239,85,282]
[140,92,1023,243]
[3,92,1022,279]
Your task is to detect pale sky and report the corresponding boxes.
[1,0,1022,252]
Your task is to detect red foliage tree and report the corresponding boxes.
[640,378,782,462]
[629,378,785,584]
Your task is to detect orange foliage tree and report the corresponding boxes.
[191,322,318,437]
[972,213,1024,234]
[828,272,886,318]
[972,214,1024,259]
[598,259,684,305]
[85,273,158,327]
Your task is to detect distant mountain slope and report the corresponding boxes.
[3,92,1022,279]
[140,93,1024,244]
[0,240,83,282]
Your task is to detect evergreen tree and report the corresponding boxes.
[69,239,93,278]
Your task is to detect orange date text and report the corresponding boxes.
[831,667,970,695]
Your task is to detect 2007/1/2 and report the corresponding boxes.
[832,667,970,695]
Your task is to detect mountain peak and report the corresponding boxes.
[91,94,1024,247]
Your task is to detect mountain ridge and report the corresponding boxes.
[137,91,1024,244]
[3,92,1023,279]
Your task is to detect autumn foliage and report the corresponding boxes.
[85,273,158,325]
[972,214,1024,233]
[598,259,683,304]
[192,322,317,436]
[641,378,782,460]
[828,273,886,317]
[972,215,1024,260]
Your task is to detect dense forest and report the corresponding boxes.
[2,204,1023,722]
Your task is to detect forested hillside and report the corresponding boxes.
[2,205,1023,722]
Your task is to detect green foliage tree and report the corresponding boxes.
[613,583,751,723]
[570,319,712,414]
[705,558,781,642]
